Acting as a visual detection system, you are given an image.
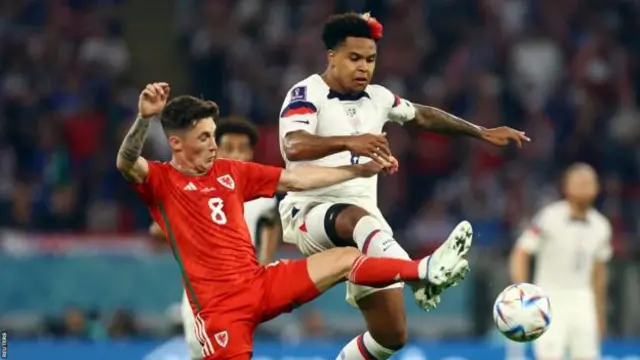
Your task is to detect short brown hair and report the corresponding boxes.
[161,95,219,133]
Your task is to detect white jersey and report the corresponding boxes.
[516,200,612,291]
[278,74,416,203]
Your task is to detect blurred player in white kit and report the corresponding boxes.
[510,163,611,360]
[149,118,280,360]
[278,12,529,360]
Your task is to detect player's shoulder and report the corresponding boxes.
[214,158,269,175]
[283,74,327,104]
[587,208,611,231]
[541,200,568,215]
[366,83,393,98]
[366,84,397,106]
[534,201,567,223]
[214,158,244,172]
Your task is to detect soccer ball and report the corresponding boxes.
[493,283,552,342]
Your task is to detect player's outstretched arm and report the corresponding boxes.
[411,104,531,147]
[277,161,386,192]
[116,82,169,183]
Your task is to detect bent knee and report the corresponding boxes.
[306,247,363,292]
[334,205,370,240]
[327,247,362,277]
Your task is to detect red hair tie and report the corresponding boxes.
[361,12,383,40]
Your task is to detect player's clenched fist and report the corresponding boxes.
[345,132,394,166]
[139,82,170,118]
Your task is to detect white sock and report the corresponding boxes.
[353,215,411,260]
[336,332,397,360]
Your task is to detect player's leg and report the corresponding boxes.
[300,203,472,359]
[532,296,567,360]
[181,291,204,360]
[195,308,256,360]
[340,218,473,359]
[292,203,410,357]
[318,205,410,356]
[260,246,452,323]
[567,297,600,360]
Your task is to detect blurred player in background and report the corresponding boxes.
[278,12,529,359]
[118,82,465,360]
[510,163,611,360]
[149,117,279,360]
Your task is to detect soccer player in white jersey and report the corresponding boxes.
[510,163,611,360]
[150,118,280,360]
[278,12,530,360]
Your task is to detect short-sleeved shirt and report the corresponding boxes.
[132,159,283,309]
[278,74,416,203]
[516,200,612,291]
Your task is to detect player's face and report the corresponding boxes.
[217,133,254,161]
[328,37,377,93]
[169,117,217,172]
[564,168,599,206]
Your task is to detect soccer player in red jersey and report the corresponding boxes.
[149,117,281,360]
[116,83,465,360]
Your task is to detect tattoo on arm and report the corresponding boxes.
[413,104,483,138]
[117,116,154,166]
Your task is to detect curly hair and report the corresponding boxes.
[161,95,219,133]
[322,12,381,50]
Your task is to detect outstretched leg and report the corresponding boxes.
[281,201,472,359]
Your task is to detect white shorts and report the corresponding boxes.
[279,196,401,307]
[181,291,203,360]
[533,290,600,359]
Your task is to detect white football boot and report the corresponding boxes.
[412,220,473,311]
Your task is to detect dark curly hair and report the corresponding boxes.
[215,117,259,148]
[322,12,377,50]
[161,95,219,133]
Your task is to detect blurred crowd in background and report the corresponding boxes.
[1,0,640,341]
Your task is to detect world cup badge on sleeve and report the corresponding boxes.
[290,86,307,102]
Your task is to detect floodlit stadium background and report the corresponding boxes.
[1,0,639,359]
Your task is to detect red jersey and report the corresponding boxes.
[132,159,283,310]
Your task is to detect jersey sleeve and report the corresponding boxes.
[130,161,166,205]
[371,85,417,124]
[595,220,613,262]
[237,161,283,201]
[279,84,319,136]
[516,208,551,254]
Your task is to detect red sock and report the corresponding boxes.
[347,255,421,287]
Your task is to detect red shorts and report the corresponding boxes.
[195,259,320,359]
